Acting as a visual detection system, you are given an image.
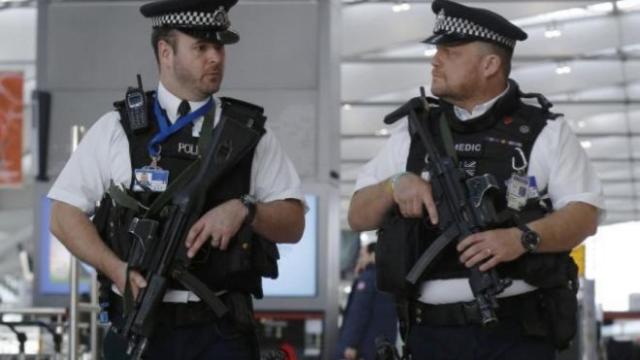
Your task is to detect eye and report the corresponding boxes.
[195,43,207,52]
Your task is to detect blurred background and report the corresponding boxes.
[0,0,639,358]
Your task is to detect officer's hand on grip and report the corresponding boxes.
[456,227,526,271]
[113,261,147,299]
[185,199,249,257]
[390,172,438,224]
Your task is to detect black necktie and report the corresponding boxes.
[177,100,191,118]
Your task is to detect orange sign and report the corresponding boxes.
[0,72,23,187]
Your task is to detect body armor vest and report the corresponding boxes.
[102,92,275,298]
[404,80,571,285]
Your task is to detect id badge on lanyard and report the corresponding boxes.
[135,97,213,192]
[133,165,169,192]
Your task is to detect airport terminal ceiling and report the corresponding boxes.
[0,0,639,280]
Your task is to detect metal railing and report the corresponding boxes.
[68,257,100,360]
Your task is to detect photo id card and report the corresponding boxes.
[506,173,529,210]
[133,167,169,192]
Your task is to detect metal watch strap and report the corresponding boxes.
[241,194,257,225]
[517,223,539,252]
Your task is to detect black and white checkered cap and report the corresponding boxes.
[433,9,515,49]
[151,7,230,29]
[141,0,239,43]
[423,0,527,50]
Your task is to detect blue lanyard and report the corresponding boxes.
[148,97,214,159]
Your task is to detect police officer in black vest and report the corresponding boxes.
[48,0,306,358]
[348,1,604,359]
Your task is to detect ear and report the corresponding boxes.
[158,40,174,69]
[482,54,501,78]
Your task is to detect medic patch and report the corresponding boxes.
[454,142,483,157]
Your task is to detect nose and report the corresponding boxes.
[207,45,224,64]
[431,49,442,67]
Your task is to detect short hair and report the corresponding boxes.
[366,242,376,254]
[480,42,513,78]
[151,27,178,64]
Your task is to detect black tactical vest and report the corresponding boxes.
[404,80,569,283]
[107,92,273,298]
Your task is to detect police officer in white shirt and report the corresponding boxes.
[348,1,604,359]
[48,0,305,359]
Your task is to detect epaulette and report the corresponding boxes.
[519,90,562,120]
[219,96,267,129]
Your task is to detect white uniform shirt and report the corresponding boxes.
[354,91,606,304]
[48,82,304,214]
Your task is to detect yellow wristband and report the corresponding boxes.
[388,172,407,193]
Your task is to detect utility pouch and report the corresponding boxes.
[197,225,278,289]
[538,283,578,349]
[251,235,279,279]
[224,292,256,334]
[516,252,575,288]
[205,225,254,282]
[376,207,436,297]
[126,217,160,271]
[519,255,579,349]
[92,195,113,240]
[93,193,139,261]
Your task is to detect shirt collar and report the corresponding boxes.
[157,82,211,124]
[453,84,510,121]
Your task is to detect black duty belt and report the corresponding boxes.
[108,291,249,328]
[409,291,538,327]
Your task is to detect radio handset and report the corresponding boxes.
[125,74,149,132]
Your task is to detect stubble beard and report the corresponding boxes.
[174,61,221,100]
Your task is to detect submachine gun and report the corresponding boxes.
[118,101,266,359]
[384,88,511,326]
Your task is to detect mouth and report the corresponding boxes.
[203,72,221,82]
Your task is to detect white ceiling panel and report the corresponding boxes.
[580,136,630,159]
[592,161,633,180]
[341,137,387,161]
[605,198,637,211]
[602,182,637,197]
[342,2,600,58]
[342,62,428,101]
[514,61,625,95]
[517,16,622,57]
[568,112,629,135]
[605,211,637,224]
[341,106,397,134]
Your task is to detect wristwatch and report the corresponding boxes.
[517,224,540,253]
[240,194,257,225]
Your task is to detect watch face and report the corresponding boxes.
[242,194,256,205]
[523,231,539,251]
